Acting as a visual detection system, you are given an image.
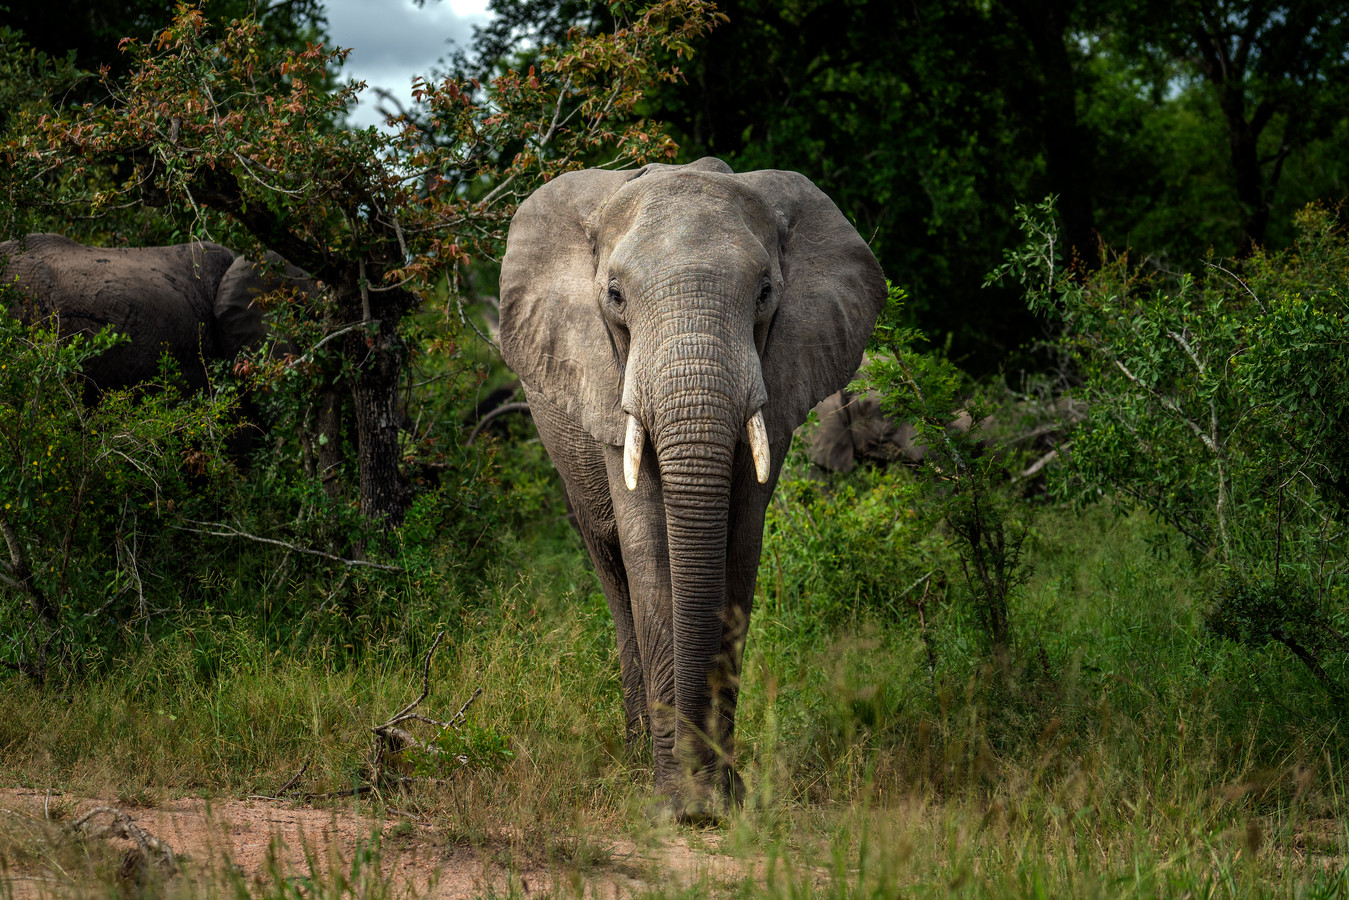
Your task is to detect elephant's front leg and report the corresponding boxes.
[713,435,793,802]
[576,504,649,746]
[602,442,682,794]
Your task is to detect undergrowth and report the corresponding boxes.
[1,482,1346,896]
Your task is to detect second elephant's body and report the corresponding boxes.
[0,234,302,394]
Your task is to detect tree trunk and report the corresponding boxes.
[1187,10,1273,255]
[1004,0,1098,271]
[336,276,411,531]
[1212,78,1270,255]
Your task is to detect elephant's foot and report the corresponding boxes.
[650,765,744,825]
[646,792,725,826]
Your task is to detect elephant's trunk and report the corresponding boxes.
[644,341,765,791]
[659,413,735,783]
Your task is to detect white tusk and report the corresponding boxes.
[624,414,645,491]
[746,410,770,484]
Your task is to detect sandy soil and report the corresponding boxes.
[0,788,755,898]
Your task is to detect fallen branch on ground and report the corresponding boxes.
[372,634,488,777]
[67,806,179,881]
[251,632,490,802]
[247,760,312,801]
[372,631,485,778]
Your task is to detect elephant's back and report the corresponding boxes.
[3,234,235,312]
[1,234,238,391]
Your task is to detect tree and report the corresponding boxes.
[1122,0,1349,254]
[1001,199,1349,700]
[636,0,1047,369]
[997,0,1100,270]
[4,0,326,87]
[468,0,1349,373]
[3,0,722,534]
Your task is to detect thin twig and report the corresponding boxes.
[466,401,531,445]
[273,761,310,797]
[290,321,366,366]
[450,687,484,729]
[381,631,447,727]
[177,521,402,571]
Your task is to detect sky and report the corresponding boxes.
[323,0,494,130]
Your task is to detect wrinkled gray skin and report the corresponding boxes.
[0,233,306,395]
[808,389,1085,474]
[499,158,886,817]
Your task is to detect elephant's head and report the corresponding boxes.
[502,157,884,458]
[500,158,885,790]
[215,250,314,359]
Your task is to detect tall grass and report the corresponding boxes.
[1,465,1346,896]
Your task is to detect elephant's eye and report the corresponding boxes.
[757,281,773,310]
[607,285,624,306]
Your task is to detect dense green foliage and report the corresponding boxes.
[858,285,1036,652]
[763,453,951,631]
[0,301,237,679]
[474,0,1349,371]
[999,200,1349,701]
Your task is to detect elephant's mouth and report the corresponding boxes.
[623,409,771,491]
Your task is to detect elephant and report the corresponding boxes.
[808,387,924,473]
[807,386,1086,477]
[0,233,308,397]
[499,157,886,817]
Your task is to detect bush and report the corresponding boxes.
[0,308,236,680]
[999,200,1349,701]
[855,284,1036,654]
[762,451,952,631]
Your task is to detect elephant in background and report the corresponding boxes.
[807,386,1086,477]
[499,158,886,817]
[0,233,308,396]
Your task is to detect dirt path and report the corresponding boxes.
[0,789,755,898]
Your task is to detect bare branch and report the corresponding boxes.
[68,807,178,876]
[177,520,403,571]
[380,630,447,728]
[288,321,366,366]
[466,401,531,445]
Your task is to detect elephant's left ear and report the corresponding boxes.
[737,170,887,444]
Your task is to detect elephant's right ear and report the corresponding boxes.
[499,169,640,447]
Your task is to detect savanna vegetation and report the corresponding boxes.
[0,0,1347,896]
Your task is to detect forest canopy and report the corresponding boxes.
[7,0,1348,368]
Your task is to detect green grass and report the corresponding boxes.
[1,477,1347,896]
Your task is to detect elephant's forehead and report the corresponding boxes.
[602,172,781,246]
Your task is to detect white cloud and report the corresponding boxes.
[323,0,493,130]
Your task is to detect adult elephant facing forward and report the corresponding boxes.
[499,158,886,818]
[0,233,304,395]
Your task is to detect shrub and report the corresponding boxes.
[998,200,1349,700]
[762,452,952,632]
[855,284,1035,655]
[0,307,235,680]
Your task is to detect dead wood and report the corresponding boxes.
[251,631,485,801]
[67,806,180,881]
[371,631,483,779]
